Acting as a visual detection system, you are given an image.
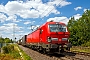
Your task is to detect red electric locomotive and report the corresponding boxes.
[24,21,72,53]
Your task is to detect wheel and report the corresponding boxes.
[66,47,70,51]
[60,49,64,52]
[43,48,46,54]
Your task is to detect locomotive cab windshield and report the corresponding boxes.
[48,23,69,43]
[49,24,67,32]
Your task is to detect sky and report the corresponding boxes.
[0,0,90,41]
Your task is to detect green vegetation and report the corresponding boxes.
[0,37,13,43]
[2,44,21,59]
[67,10,90,46]
[71,46,90,53]
[0,54,16,60]
[0,44,32,60]
[18,45,32,60]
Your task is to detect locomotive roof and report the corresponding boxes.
[28,21,66,35]
[39,21,66,28]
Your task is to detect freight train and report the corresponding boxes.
[18,21,72,53]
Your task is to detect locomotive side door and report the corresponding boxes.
[40,28,43,43]
[39,26,47,44]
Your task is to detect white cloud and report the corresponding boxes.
[74,6,82,11]
[84,9,87,12]
[0,0,71,19]
[83,8,90,12]
[59,0,72,7]
[31,21,35,24]
[4,1,58,18]
[47,16,69,24]
[24,20,35,25]
[69,14,82,20]
[0,13,19,23]
[24,21,31,25]
[47,0,71,7]
[0,0,71,40]
[2,23,22,33]
[0,4,6,13]
[73,14,82,20]
[0,26,6,31]
[0,23,24,40]
[28,25,40,31]
[6,15,20,22]
[0,13,7,23]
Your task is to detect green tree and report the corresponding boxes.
[4,38,12,43]
[0,37,13,43]
[67,10,90,46]
[0,37,4,43]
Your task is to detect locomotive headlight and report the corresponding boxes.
[47,37,51,42]
[62,38,68,41]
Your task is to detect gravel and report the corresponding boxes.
[19,45,56,60]
[19,45,90,60]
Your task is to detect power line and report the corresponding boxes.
[18,0,65,34]
[40,5,52,18]
[38,0,64,24]
[45,0,64,18]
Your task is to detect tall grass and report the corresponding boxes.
[1,44,32,60]
[1,44,22,59]
[17,45,32,60]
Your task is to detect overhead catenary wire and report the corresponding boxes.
[38,0,65,24]
[24,0,64,28]
[45,0,64,17]
[20,0,42,31]
[20,0,65,33]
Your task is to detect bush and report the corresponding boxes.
[1,44,22,59]
[2,44,14,53]
[82,41,90,47]
[8,44,14,52]
[2,46,8,53]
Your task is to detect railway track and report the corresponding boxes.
[61,51,90,60]
[71,51,90,56]
[19,45,90,60]
[47,51,90,60]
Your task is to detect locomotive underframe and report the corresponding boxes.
[40,43,71,53]
[26,42,72,53]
